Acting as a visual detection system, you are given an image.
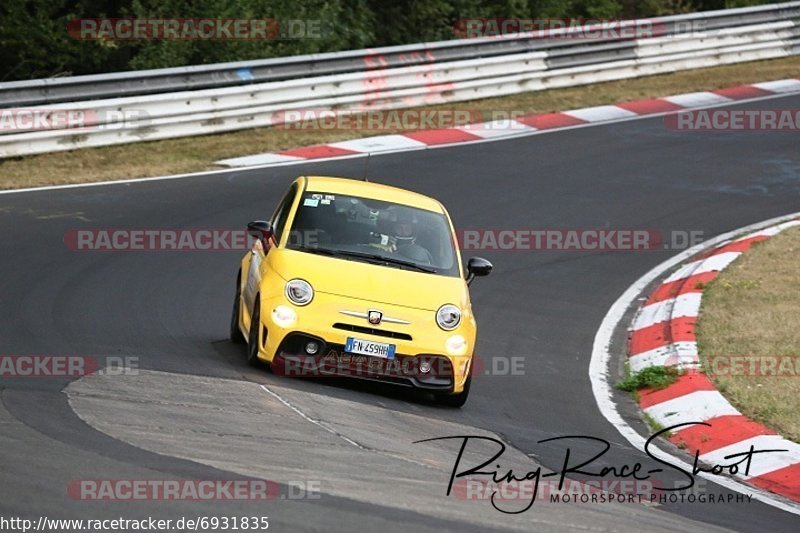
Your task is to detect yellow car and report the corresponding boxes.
[230,176,492,406]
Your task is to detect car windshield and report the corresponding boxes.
[286,191,460,277]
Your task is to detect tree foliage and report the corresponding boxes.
[0,0,779,81]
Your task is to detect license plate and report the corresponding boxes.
[344,337,396,359]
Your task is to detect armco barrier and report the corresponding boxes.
[0,1,798,158]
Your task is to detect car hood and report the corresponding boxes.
[270,248,468,311]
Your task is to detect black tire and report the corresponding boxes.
[229,275,246,344]
[436,371,471,407]
[246,299,266,368]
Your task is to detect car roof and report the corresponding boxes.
[301,176,445,214]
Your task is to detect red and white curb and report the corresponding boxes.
[629,219,800,503]
[217,78,800,168]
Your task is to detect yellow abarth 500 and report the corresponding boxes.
[230,176,492,406]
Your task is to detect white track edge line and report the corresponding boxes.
[259,383,364,449]
[589,211,800,516]
[2,89,800,196]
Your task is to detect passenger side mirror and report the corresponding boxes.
[466,257,493,285]
[247,220,273,249]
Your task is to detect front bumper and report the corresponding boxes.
[258,292,474,394]
[271,333,458,390]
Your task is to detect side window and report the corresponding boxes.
[271,183,298,243]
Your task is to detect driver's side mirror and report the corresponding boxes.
[247,220,273,249]
[466,257,493,285]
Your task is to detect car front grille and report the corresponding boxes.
[332,322,413,341]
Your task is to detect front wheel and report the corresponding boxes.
[246,300,267,368]
[435,372,471,407]
[229,276,246,344]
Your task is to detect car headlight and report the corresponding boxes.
[445,334,468,355]
[285,279,313,306]
[436,304,461,330]
[272,305,297,328]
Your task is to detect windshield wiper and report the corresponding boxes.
[292,245,437,273]
[332,250,437,273]
[292,245,339,256]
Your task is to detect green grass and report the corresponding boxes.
[615,366,680,392]
[697,227,800,442]
[643,412,671,437]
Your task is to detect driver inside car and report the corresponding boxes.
[371,208,434,264]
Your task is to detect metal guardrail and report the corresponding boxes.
[0,2,798,158]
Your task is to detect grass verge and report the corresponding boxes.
[1,55,800,190]
[697,226,800,442]
[615,365,680,392]
[615,363,677,438]
[643,413,670,437]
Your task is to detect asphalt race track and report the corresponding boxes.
[1,93,799,532]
